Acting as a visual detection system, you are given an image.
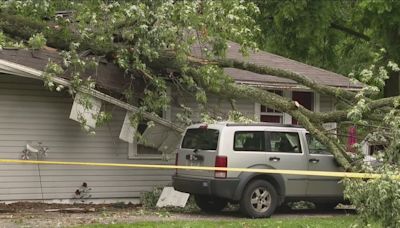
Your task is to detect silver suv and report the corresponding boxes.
[172,122,344,218]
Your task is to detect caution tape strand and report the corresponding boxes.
[0,159,396,180]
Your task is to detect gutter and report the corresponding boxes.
[236,81,363,92]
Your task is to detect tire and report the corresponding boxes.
[240,180,278,218]
[194,195,228,213]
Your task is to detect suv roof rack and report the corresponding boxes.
[225,122,303,128]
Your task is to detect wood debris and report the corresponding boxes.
[45,208,95,213]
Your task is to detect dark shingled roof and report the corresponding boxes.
[224,68,298,88]
[1,41,363,93]
[194,41,363,90]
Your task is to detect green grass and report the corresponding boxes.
[77,215,378,228]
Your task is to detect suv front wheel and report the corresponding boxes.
[240,180,278,218]
[194,195,228,213]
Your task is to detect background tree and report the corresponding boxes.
[253,0,400,96]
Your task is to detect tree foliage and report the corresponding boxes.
[0,0,400,171]
[2,1,400,225]
[253,0,400,96]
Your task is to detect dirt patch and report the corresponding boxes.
[0,202,353,228]
[0,202,141,228]
[0,202,138,213]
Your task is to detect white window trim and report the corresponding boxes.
[128,86,172,160]
[257,89,292,124]
[260,112,283,116]
[282,90,292,124]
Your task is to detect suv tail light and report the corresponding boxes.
[215,156,227,178]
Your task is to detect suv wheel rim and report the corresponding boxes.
[250,187,271,213]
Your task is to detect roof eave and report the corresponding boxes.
[235,81,363,91]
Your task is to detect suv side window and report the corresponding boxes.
[234,131,265,151]
[306,133,330,155]
[269,132,301,153]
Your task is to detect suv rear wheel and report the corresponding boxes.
[240,180,278,218]
[194,195,227,213]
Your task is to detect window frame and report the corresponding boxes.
[260,90,284,123]
[128,88,172,160]
[305,133,332,156]
[181,128,220,151]
[266,131,303,154]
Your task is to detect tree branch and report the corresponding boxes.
[220,83,353,169]
[330,22,371,41]
[216,58,358,103]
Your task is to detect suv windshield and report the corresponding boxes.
[181,128,219,150]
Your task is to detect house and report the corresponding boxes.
[0,43,361,203]
[173,41,362,127]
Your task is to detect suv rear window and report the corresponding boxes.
[181,128,219,150]
[234,131,265,151]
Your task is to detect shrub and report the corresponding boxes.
[344,166,400,228]
[140,187,163,209]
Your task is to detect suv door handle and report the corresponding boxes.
[269,157,280,162]
[309,158,319,164]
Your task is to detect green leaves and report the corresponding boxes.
[28,33,46,50]
[344,168,400,228]
[0,31,7,49]
[42,61,64,91]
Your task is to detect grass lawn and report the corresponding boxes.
[78,215,378,228]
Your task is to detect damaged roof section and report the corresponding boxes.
[1,40,363,94]
[0,48,132,94]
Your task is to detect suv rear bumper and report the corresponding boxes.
[172,175,240,200]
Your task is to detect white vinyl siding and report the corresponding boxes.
[320,94,334,112]
[319,94,337,131]
[0,74,172,201]
[170,92,255,124]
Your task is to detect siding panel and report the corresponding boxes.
[320,94,334,112]
[0,74,172,202]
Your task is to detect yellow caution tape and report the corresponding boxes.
[0,159,395,180]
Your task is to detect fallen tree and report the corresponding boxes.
[0,1,399,171]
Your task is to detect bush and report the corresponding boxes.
[344,166,400,228]
[140,187,163,209]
